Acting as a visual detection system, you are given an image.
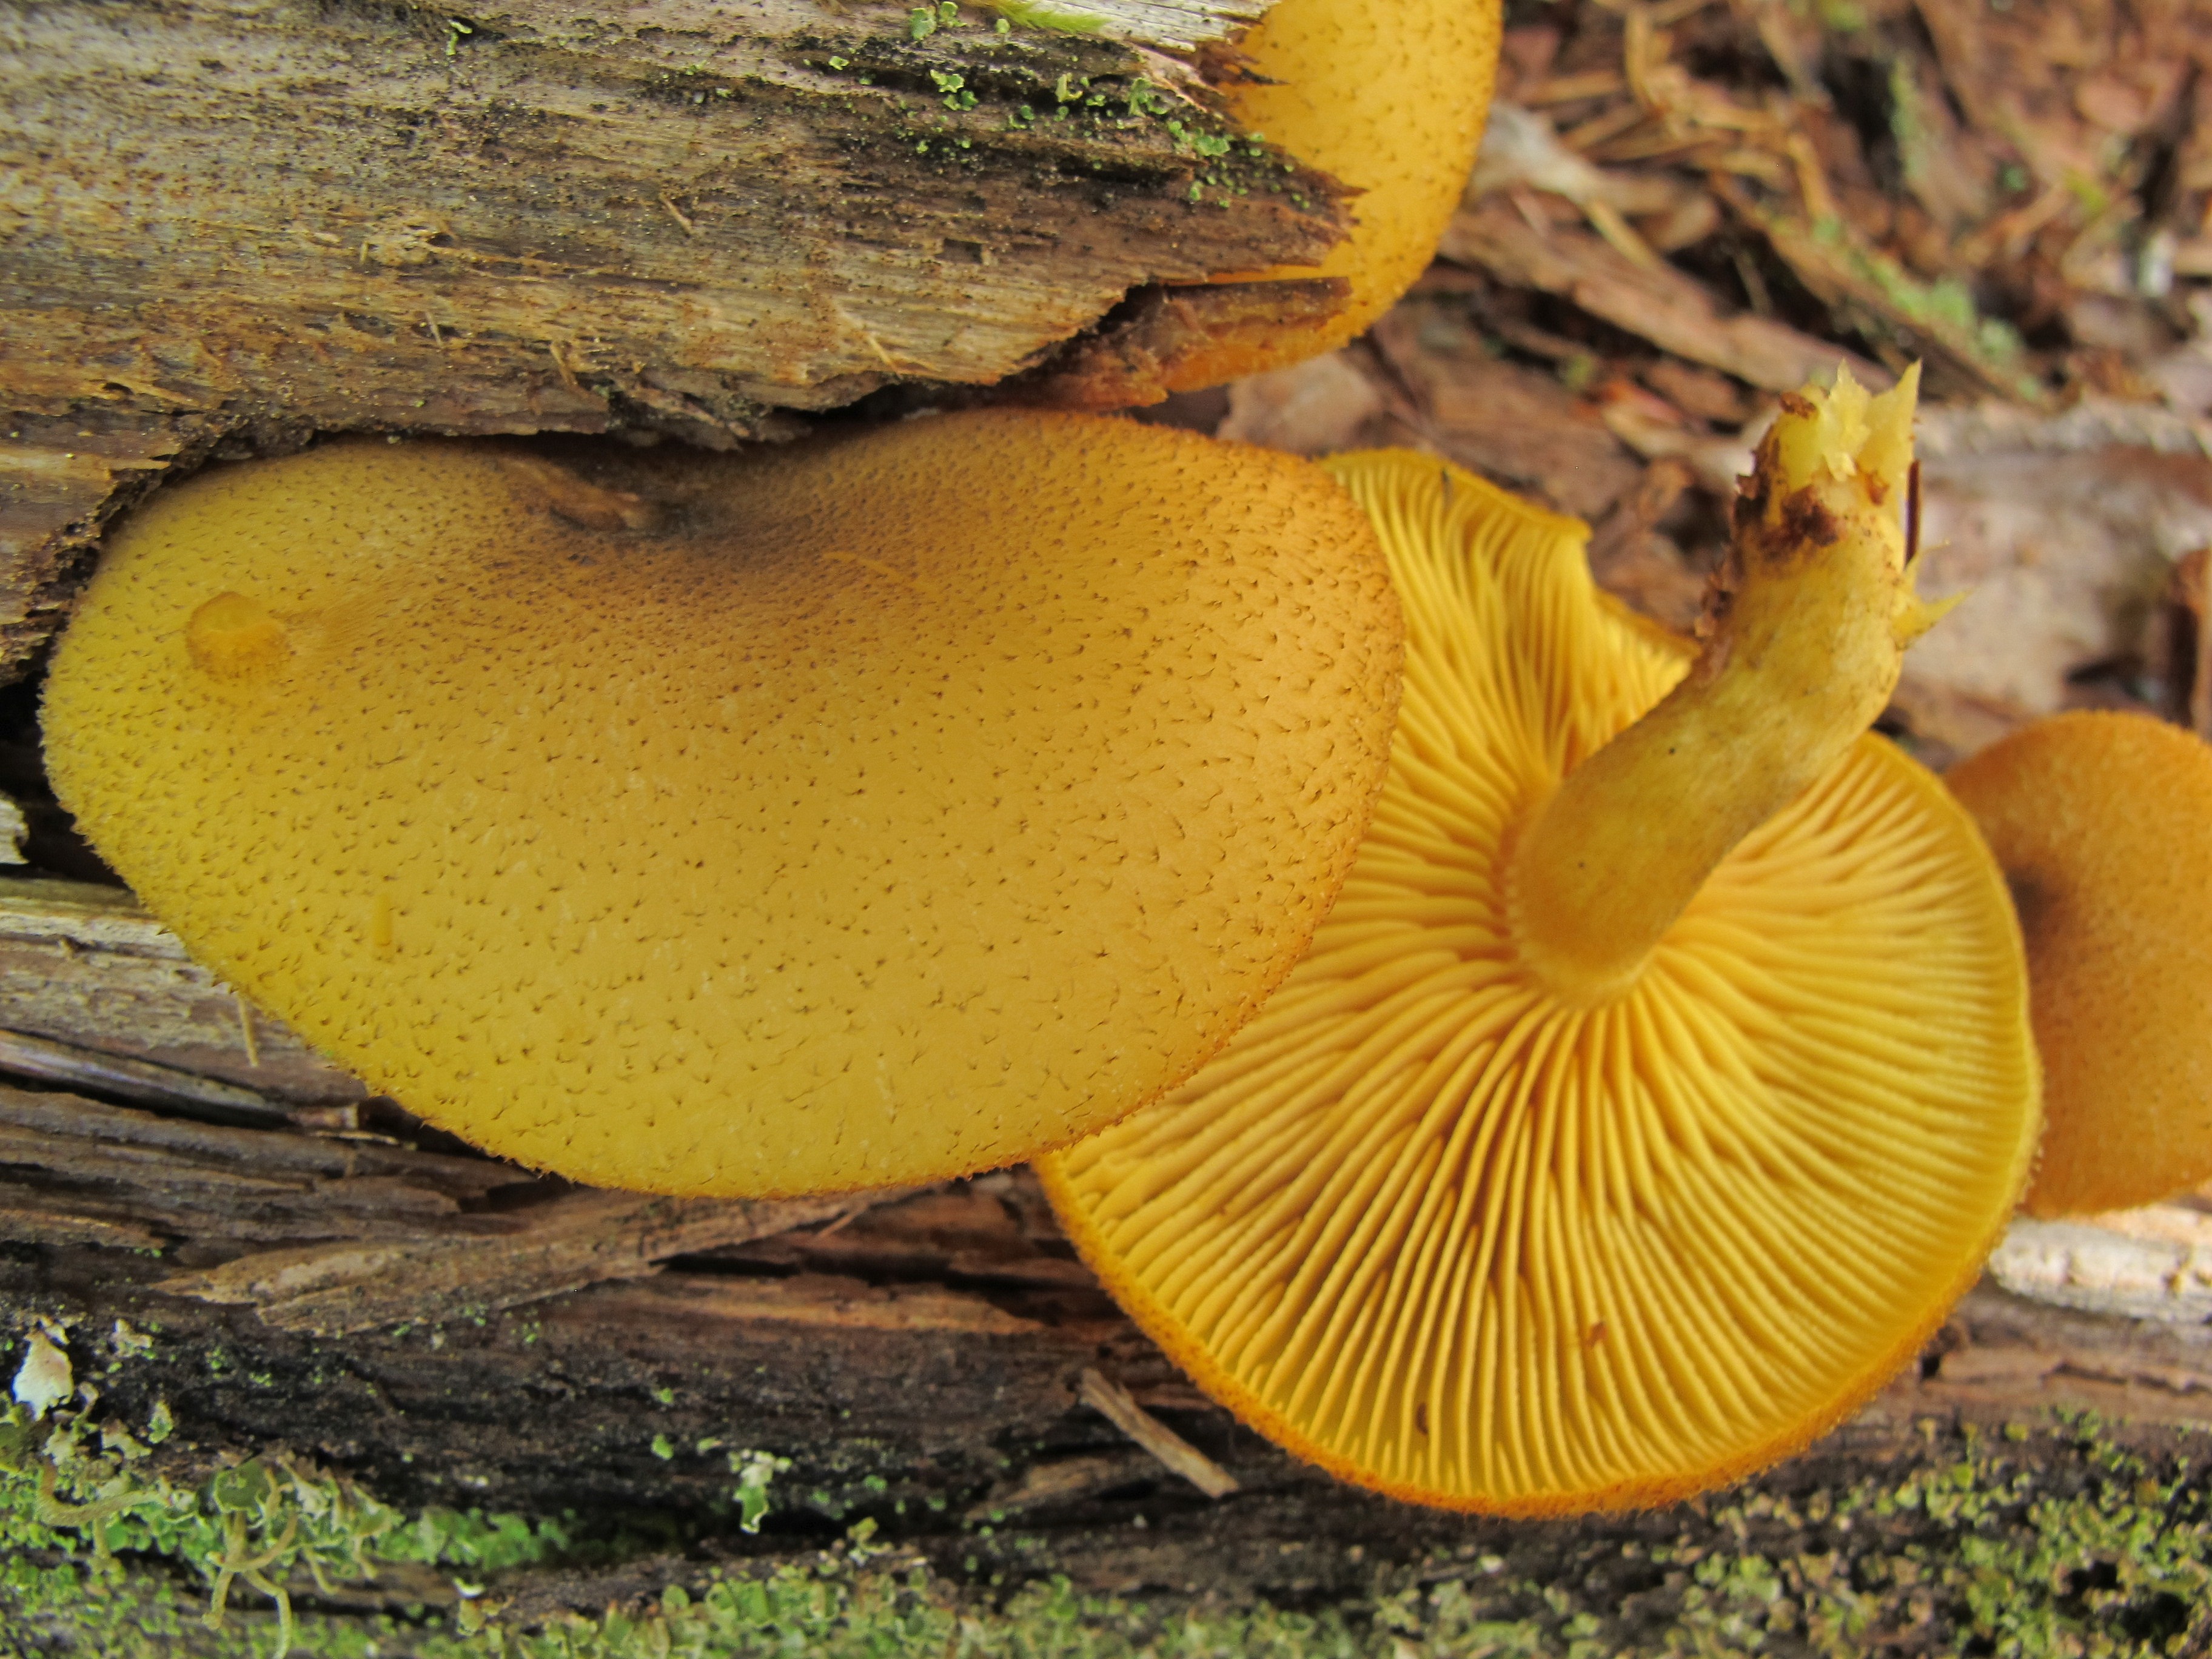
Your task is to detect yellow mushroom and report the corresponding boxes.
[1155,0,1501,392]
[1945,710,2212,1217]
[1041,368,2042,1512]
[41,411,1403,1196]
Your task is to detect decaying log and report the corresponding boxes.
[5,868,2212,1627]
[152,1185,897,1336]
[0,0,1352,679]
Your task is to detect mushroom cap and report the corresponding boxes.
[42,411,1403,1196]
[1039,451,2040,1513]
[1158,0,1501,392]
[1944,710,2212,1217]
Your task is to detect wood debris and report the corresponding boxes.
[1151,0,2212,766]
[1891,1283,2212,1432]
[0,876,364,1105]
[621,1268,1040,1340]
[156,1190,899,1337]
[1989,1204,2212,1325]
[1076,1367,1239,1499]
[0,1024,289,1126]
[1368,298,1641,520]
[0,0,1349,676]
[1440,191,1877,394]
[0,1081,527,1248]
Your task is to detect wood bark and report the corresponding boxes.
[0,0,1347,679]
[4,873,2212,1636]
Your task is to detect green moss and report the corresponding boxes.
[11,1366,2212,1658]
[1786,215,2038,400]
[0,1396,571,1658]
[778,15,1291,207]
[483,1569,1390,1659]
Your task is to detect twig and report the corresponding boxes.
[659,193,699,237]
[1076,1368,1238,1499]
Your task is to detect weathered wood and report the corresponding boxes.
[0,876,364,1105]
[0,1025,300,1125]
[5,874,2212,1444]
[0,0,1348,677]
[0,1079,529,1247]
[7,869,2212,1646]
[155,1185,899,1335]
[9,1172,2212,1635]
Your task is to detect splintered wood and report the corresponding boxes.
[1078,1367,1240,1498]
[0,1026,291,1125]
[154,1189,892,1337]
[0,0,1342,676]
[0,1081,525,1250]
[0,877,361,1105]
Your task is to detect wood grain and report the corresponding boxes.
[0,0,1345,676]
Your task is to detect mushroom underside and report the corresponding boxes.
[1042,451,2039,1513]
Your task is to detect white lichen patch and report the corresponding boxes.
[1989,1208,2212,1322]
[10,1328,72,1420]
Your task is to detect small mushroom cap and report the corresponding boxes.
[1158,0,1500,392]
[1041,452,2039,1513]
[1945,710,2212,1217]
[43,411,1403,1196]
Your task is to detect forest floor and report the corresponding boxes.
[1159,0,2212,770]
[13,0,2212,1653]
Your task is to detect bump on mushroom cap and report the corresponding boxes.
[1159,0,1501,392]
[1044,451,2039,1514]
[43,411,1404,1196]
[1945,709,2212,1217]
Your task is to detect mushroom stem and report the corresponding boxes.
[1509,365,1947,1000]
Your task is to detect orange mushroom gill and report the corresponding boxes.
[1041,369,2042,1513]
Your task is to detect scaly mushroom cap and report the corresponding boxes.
[42,411,1403,1196]
[1041,444,2039,1513]
[1158,0,1501,392]
[1945,710,2212,1217]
